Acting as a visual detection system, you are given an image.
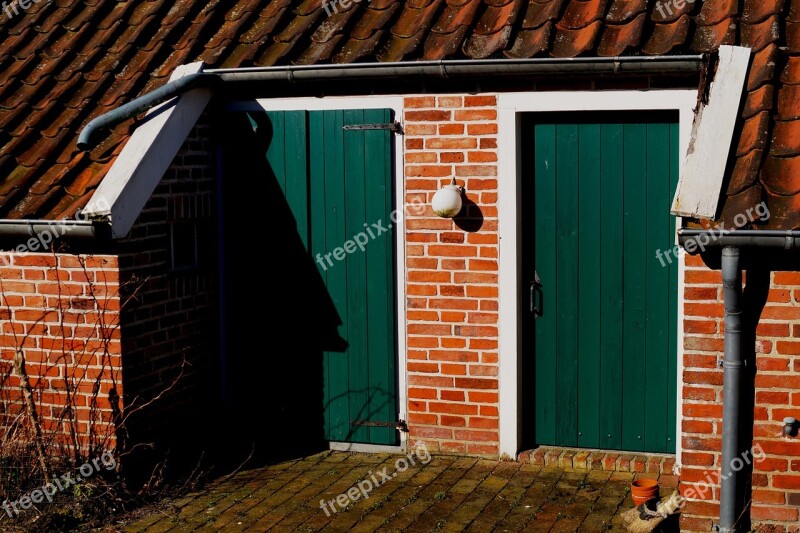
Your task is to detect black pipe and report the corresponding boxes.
[719,246,744,533]
[77,56,704,151]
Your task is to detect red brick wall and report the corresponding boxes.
[0,118,218,471]
[403,95,501,456]
[0,253,121,449]
[681,252,800,532]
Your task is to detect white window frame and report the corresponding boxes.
[496,90,697,467]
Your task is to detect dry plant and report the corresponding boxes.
[0,250,196,529]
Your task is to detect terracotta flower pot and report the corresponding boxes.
[631,478,660,506]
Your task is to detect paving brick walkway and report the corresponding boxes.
[123,451,679,532]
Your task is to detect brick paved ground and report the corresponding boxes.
[122,451,680,532]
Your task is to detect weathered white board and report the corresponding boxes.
[84,62,212,238]
[670,45,752,219]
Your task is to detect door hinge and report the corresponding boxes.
[351,419,409,432]
[343,121,404,134]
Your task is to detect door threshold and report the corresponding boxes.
[329,441,405,454]
[518,446,677,475]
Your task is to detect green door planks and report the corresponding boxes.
[530,113,679,454]
[232,108,398,446]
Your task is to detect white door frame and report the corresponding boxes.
[496,90,697,463]
[226,96,408,450]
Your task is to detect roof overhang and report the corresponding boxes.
[81,56,705,240]
[82,62,213,239]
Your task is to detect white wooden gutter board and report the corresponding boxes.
[671,45,752,219]
[83,62,212,238]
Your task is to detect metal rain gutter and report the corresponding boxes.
[78,56,704,151]
[678,228,800,249]
[77,73,217,150]
[0,220,106,241]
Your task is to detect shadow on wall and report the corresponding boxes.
[216,111,345,466]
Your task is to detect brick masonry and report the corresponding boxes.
[0,253,121,448]
[401,93,800,532]
[0,120,216,457]
[518,446,677,475]
[2,93,799,531]
[115,117,218,445]
[403,95,501,457]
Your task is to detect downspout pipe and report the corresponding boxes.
[77,56,704,151]
[720,246,743,533]
[77,73,217,150]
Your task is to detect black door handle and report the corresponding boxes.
[530,271,543,318]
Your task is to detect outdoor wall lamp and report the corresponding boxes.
[432,178,464,218]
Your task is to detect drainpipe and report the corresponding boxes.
[678,228,800,531]
[720,246,743,533]
[77,73,216,150]
[77,56,704,151]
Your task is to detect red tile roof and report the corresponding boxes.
[0,0,794,228]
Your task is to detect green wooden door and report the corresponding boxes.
[225,108,397,446]
[526,113,679,454]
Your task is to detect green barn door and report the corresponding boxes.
[228,108,397,446]
[309,109,398,446]
[528,113,679,454]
